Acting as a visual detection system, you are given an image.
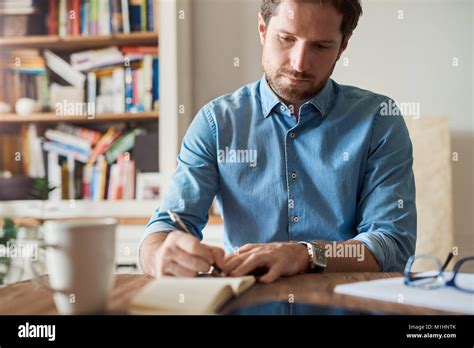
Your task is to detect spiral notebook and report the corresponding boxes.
[130,276,256,315]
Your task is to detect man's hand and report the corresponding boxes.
[152,231,225,277]
[222,242,309,283]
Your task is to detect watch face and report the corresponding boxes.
[315,253,327,267]
[312,244,327,268]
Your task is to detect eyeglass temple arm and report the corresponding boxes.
[440,252,454,272]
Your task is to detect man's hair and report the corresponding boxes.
[260,0,363,39]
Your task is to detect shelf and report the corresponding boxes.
[0,32,159,50]
[0,200,224,226]
[0,111,159,123]
[0,200,159,220]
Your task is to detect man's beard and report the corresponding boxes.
[263,58,335,105]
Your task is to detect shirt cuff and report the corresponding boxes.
[351,231,398,272]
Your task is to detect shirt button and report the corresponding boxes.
[280,105,286,111]
[292,216,300,223]
[291,171,297,179]
[289,132,296,138]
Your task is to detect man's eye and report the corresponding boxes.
[279,35,294,43]
[315,44,330,49]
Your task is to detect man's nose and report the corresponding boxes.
[290,43,310,73]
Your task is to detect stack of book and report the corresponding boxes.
[69,45,159,114]
[40,123,145,200]
[0,49,49,111]
[0,0,40,36]
[48,0,157,36]
[0,0,36,15]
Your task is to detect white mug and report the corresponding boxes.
[15,98,40,116]
[29,219,117,314]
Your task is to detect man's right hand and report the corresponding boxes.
[148,231,225,277]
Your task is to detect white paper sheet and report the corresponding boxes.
[334,273,474,314]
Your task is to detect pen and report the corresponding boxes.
[167,209,226,277]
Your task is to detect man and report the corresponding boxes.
[139,0,416,283]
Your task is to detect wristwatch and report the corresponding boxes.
[298,241,327,273]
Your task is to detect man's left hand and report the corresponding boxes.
[222,242,309,283]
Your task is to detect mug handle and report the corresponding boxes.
[27,243,72,295]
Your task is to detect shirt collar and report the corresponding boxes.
[259,74,281,118]
[259,74,335,118]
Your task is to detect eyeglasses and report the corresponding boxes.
[404,252,474,293]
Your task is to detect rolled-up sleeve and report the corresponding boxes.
[139,105,219,252]
[352,102,417,272]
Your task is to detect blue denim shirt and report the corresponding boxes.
[142,75,416,272]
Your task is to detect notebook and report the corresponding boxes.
[129,276,256,315]
[334,273,474,314]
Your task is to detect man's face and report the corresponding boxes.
[259,1,350,105]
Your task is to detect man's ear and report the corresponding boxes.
[336,32,352,61]
[258,12,267,45]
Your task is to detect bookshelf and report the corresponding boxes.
[0,0,224,227]
[0,1,162,214]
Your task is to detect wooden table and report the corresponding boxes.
[0,273,458,315]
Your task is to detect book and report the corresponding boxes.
[48,0,58,35]
[44,50,86,89]
[43,140,90,163]
[121,0,130,33]
[88,125,124,164]
[71,0,81,35]
[56,123,102,146]
[80,0,89,35]
[70,46,124,72]
[105,128,143,163]
[130,276,256,315]
[110,0,123,33]
[47,151,62,200]
[61,160,70,199]
[58,0,67,37]
[112,67,125,113]
[89,0,98,35]
[25,124,45,177]
[129,0,142,32]
[146,0,154,32]
[45,129,92,150]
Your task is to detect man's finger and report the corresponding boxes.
[171,246,212,273]
[236,243,259,254]
[230,254,268,277]
[224,244,258,263]
[164,260,197,277]
[176,234,214,264]
[222,254,246,275]
[208,246,225,270]
[259,264,283,283]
